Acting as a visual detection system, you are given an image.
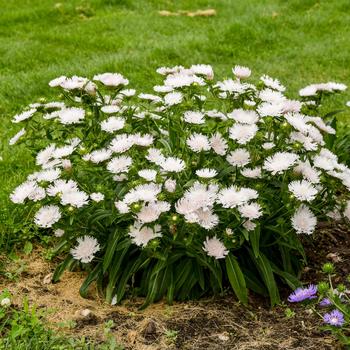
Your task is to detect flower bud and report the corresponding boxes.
[317,281,329,294]
[322,263,335,274]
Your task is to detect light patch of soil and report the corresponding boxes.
[0,247,341,350]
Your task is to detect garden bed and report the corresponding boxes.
[2,223,349,349]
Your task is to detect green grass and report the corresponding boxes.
[0,297,123,349]
[1,0,350,245]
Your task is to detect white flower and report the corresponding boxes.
[196,168,217,178]
[71,236,100,263]
[136,201,170,223]
[280,99,302,113]
[29,168,61,182]
[58,108,85,125]
[159,157,186,173]
[288,180,318,202]
[229,123,258,144]
[52,145,74,159]
[263,152,299,175]
[259,89,286,103]
[238,202,263,219]
[217,186,258,208]
[227,109,259,124]
[193,208,219,229]
[101,105,121,114]
[260,75,285,92]
[107,156,132,174]
[128,223,162,247]
[203,237,228,259]
[284,113,310,133]
[34,205,61,228]
[115,200,130,213]
[138,93,162,103]
[156,65,184,75]
[183,111,205,124]
[308,116,335,134]
[123,183,162,204]
[216,79,252,94]
[138,169,157,181]
[113,174,128,182]
[55,76,96,92]
[257,102,283,117]
[93,73,129,87]
[299,85,317,97]
[133,133,154,146]
[164,91,183,105]
[109,134,134,153]
[186,133,211,152]
[49,75,67,87]
[10,181,45,204]
[190,64,214,79]
[120,88,136,96]
[313,153,337,171]
[206,110,227,120]
[243,220,257,231]
[54,229,65,237]
[294,161,321,184]
[90,192,105,202]
[346,101,350,107]
[164,178,176,192]
[88,149,112,163]
[232,65,251,79]
[164,73,204,88]
[61,190,89,208]
[241,167,262,179]
[45,101,65,109]
[299,82,347,97]
[262,142,275,150]
[176,182,218,215]
[210,132,228,155]
[12,109,36,123]
[47,179,79,196]
[146,148,165,164]
[36,145,56,166]
[291,205,317,234]
[153,85,173,93]
[226,148,250,167]
[289,132,318,151]
[1,298,11,307]
[9,128,26,145]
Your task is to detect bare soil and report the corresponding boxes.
[1,223,349,349]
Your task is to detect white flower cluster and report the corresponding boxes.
[9,65,350,262]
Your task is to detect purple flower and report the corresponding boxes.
[323,310,345,327]
[319,298,332,307]
[288,284,317,302]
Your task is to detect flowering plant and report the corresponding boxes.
[288,263,350,346]
[9,64,350,306]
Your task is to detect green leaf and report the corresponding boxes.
[23,241,33,255]
[250,225,260,258]
[225,253,248,304]
[251,251,280,306]
[80,262,102,298]
[52,256,74,283]
[103,229,121,273]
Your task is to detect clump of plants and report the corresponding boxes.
[9,64,350,306]
[288,263,350,346]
